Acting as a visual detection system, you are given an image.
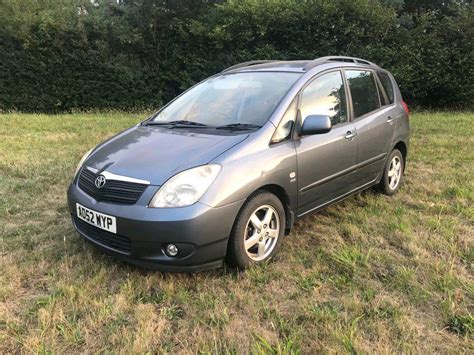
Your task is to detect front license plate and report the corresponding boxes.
[76,203,117,234]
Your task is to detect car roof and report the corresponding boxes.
[222,56,381,74]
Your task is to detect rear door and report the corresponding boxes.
[295,70,358,216]
[345,69,396,185]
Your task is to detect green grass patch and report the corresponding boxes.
[1,112,473,353]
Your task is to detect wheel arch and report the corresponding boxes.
[393,140,408,171]
[251,184,294,235]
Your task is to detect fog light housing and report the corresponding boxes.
[165,243,179,257]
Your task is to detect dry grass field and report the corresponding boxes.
[1,112,473,353]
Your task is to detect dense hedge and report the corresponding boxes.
[0,0,473,112]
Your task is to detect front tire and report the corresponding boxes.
[227,191,285,269]
[379,148,404,195]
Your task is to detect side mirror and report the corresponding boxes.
[300,115,332,136]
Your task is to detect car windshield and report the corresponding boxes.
[151,72,301,128]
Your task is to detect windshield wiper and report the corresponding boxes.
[215,123,262,131]
[143,120,208,128]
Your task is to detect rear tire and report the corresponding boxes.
[227,191,285,269]
[379,148,404,195]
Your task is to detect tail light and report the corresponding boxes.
[401,100,410,117]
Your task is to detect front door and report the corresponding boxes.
[295,70,358,216]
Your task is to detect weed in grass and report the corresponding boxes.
[135,287,166,305]
[337,316,362,354]
[445,313,474,336]
[245,261,281,285]
[363,300,401,321]
[309,301,343,322]
[331,245,371,273]
[160,305,184,320]
[362,287,377,302]
[432,268,459,294]
[252,334,300,354]
[296,272,321,292]
[56,321,85,346]
[206,307,230,330]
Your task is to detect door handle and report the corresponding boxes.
[345,131,357,140]
[386,116,394,124]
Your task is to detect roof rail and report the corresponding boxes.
[304,56,377,71]
[222,60,281,72]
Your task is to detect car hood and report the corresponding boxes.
[85,126,248,185]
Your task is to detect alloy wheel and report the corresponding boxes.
[388,156,402,190]
[244,205,280,261]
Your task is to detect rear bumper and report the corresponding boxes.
[67,183,244,272]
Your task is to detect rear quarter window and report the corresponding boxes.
[377,72,395,104]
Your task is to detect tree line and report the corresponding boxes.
[0,0,472,112]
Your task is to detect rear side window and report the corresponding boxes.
[299,71,347,126]
[345,70,380,118]
[377,72,395,104]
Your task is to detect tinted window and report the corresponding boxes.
[378,72,395,104]
[300,71,347,126]
[345,70,380,118]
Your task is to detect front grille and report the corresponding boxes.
[78,168,147,205]
[73,215,132,254]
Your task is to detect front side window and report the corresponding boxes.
[377,71,395,104]
[299,71,347,126]
[152,72,301,128]
[345,70,381,118]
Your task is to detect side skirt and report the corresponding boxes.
[296,179,378,219]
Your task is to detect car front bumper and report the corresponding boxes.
[67,183,244,272]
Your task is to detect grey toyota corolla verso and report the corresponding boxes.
[68,56,410,272]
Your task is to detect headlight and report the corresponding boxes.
[74,148,93,177]
[149,164,221,208]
